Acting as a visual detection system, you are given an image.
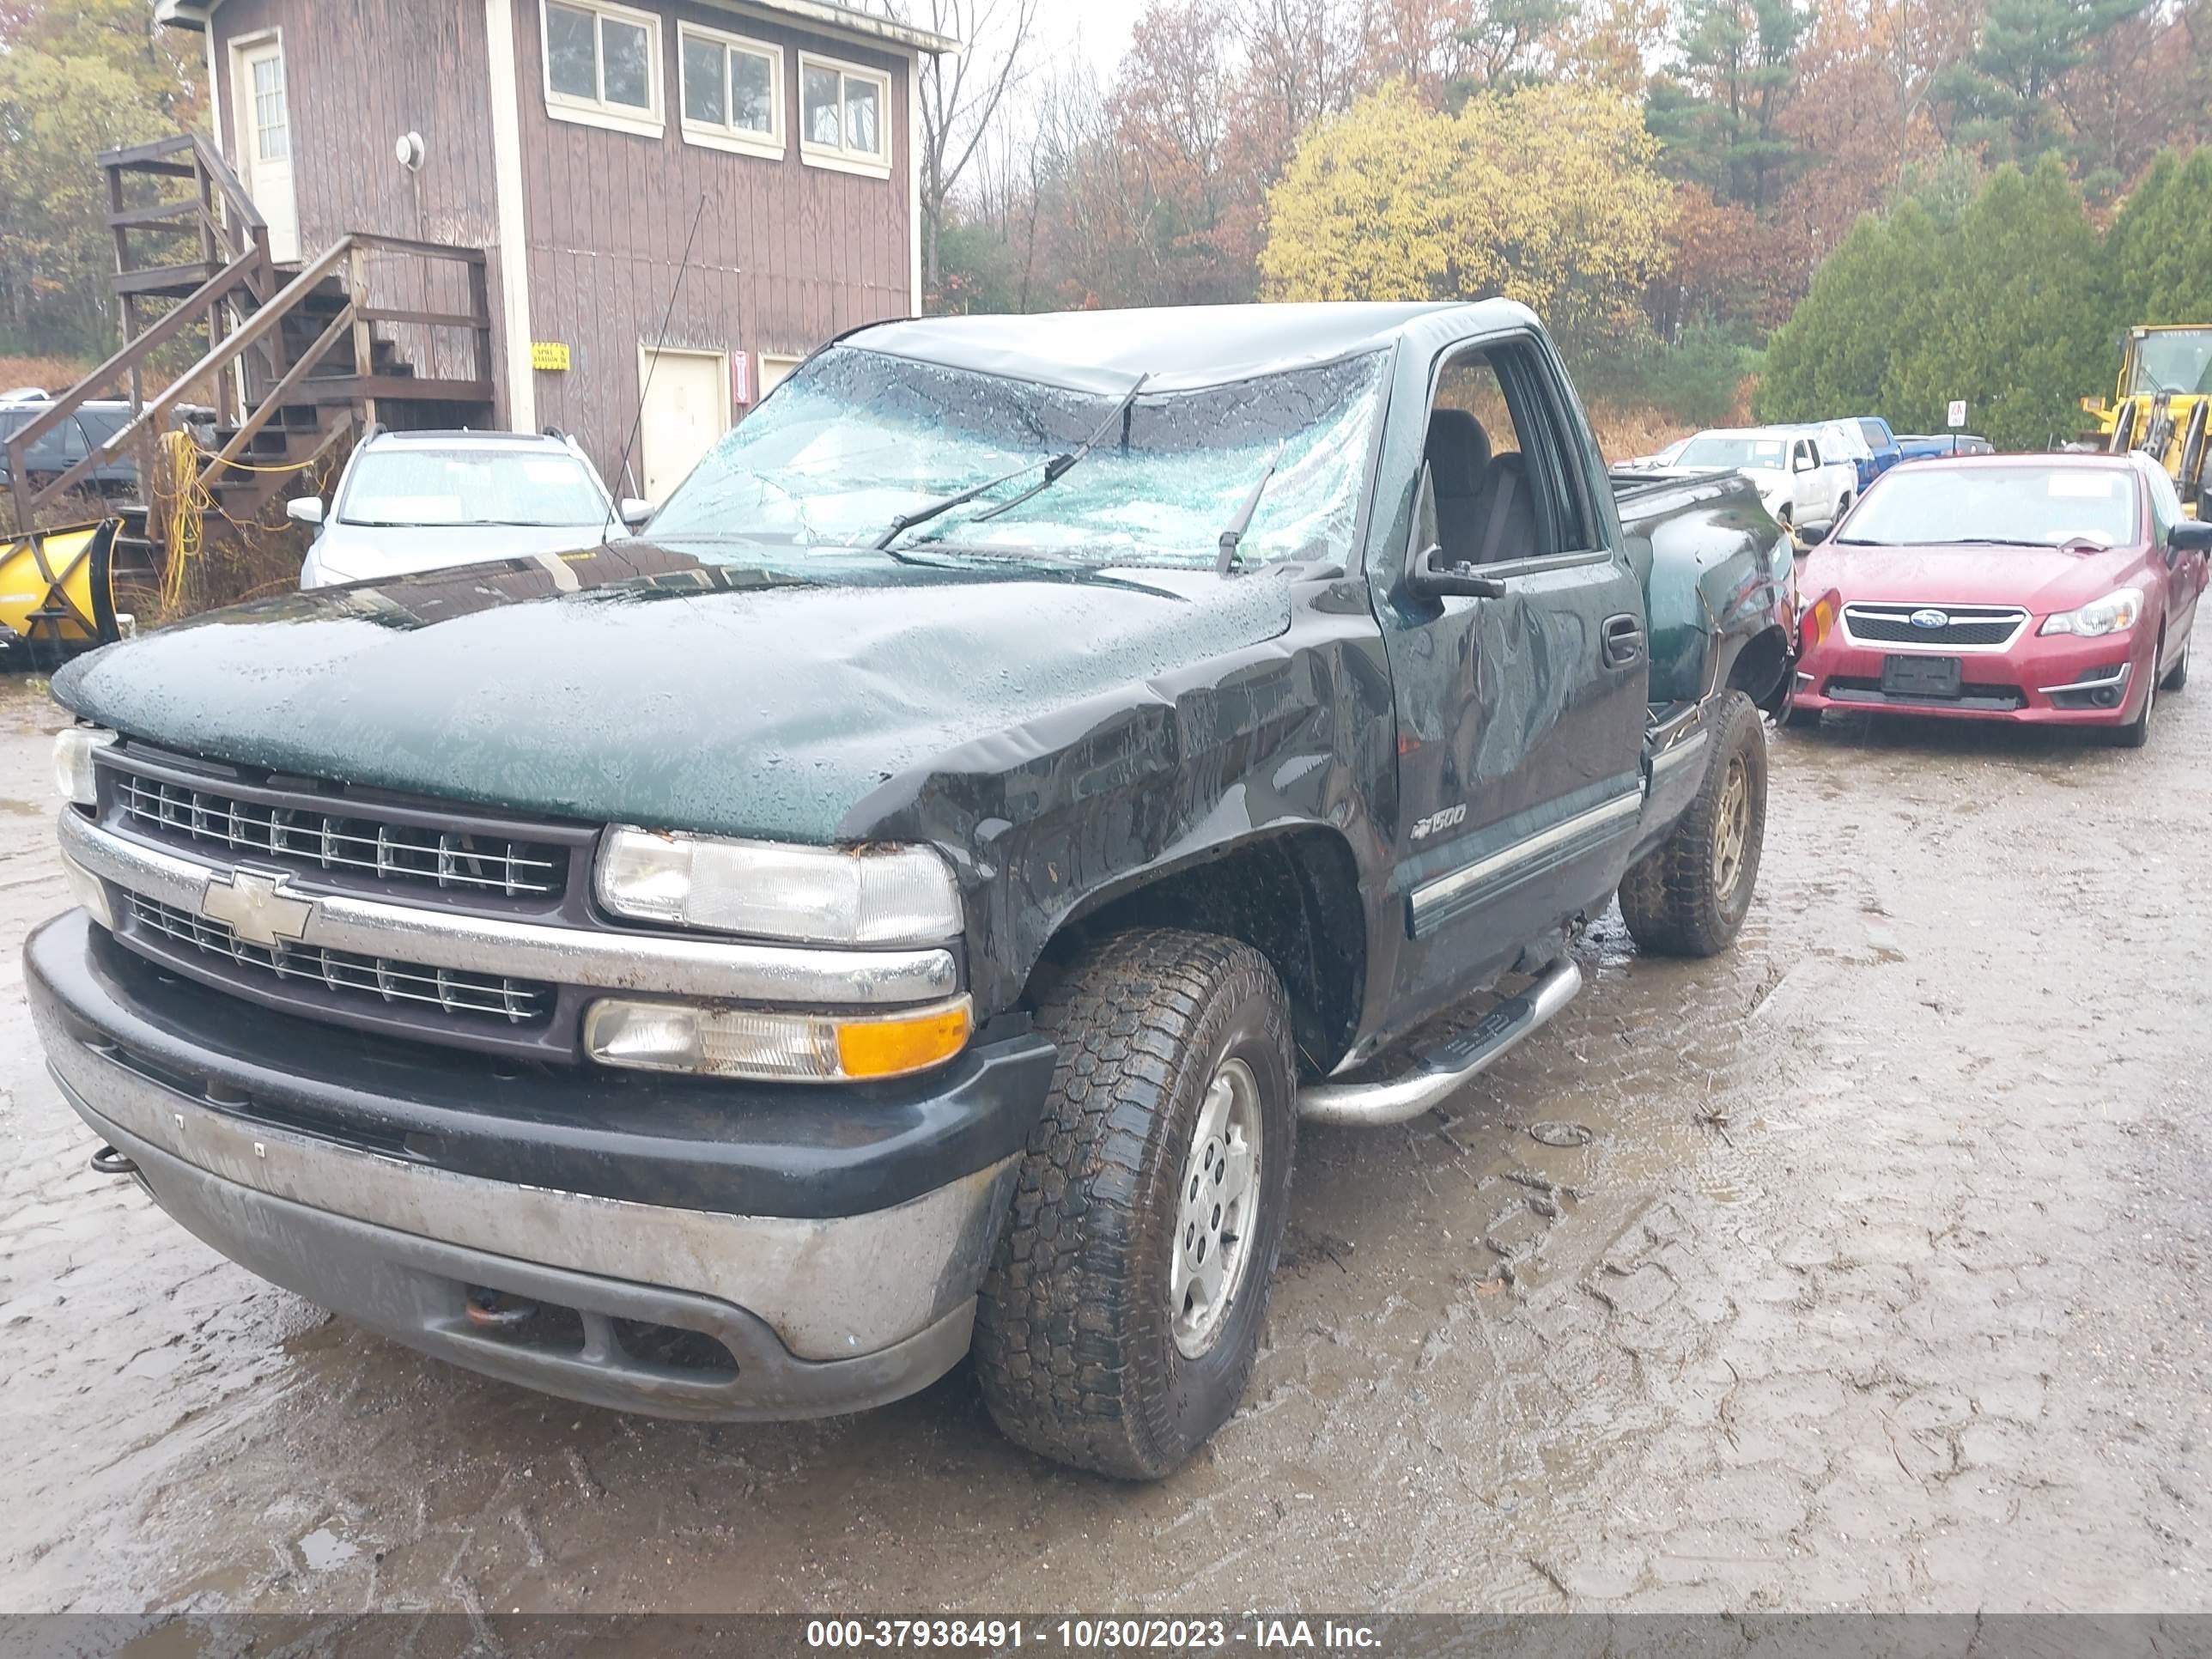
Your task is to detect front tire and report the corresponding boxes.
[1620,690,1768,957]
[974,929,1297,1480]
[2113,647,2159,748]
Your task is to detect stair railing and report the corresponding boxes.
[7,228,491,533]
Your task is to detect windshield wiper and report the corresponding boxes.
[873,459,1052,550]
[872,373,1151,551]
[1214,442,1288,575]
[969,374,1152,525]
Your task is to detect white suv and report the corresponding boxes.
[291,428,649,589]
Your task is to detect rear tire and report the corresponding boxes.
[1620,690,1767,957]
[974,929,1297,1480]
[2162,632,2191,693]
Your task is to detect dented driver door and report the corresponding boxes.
[1377,335,1650,1020]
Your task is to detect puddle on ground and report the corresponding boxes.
[295,1526,358,1572]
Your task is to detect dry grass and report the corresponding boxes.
[0,355,95,396]
[1590,403,1696,464]
[1589,374,1759,465]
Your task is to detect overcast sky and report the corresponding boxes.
[1028,0,1147,82]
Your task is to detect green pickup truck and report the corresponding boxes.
[29,301,1794,1477]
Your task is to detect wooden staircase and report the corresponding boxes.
[5,134,495,597]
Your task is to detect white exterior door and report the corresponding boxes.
[639,349,730,502]
[758,354,803,400]
[234,38,299,262]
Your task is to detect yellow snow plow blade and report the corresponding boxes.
[0,519,121,659]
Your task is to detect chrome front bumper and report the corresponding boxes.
[37,973,1023,1420]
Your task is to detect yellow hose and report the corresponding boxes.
[155,428,328,616]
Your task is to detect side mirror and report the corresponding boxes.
[2170,520,2212,553]
[1791,453,1815,474]
[1410,541,1508,599]
[1797,520,1832,547]
[618,496,652,530]
[286,496,324,526]
[1402,461,1505,599]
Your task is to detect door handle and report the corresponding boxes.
[1601,613,1644,668]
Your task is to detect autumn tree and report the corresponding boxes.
[0,0,203,354]
[2053,0,2209,198]
[1260,80,1674,340]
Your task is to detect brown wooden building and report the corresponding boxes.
[152,0,955,499]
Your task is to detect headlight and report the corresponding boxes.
[53,726,115,807]
[2040,586,2143,637]
[583,994,973,1082]
[596,827,961,945]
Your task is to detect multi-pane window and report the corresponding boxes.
[797,52,891,176]
[680,24,783,158]
[543,0,661,135]
[250,53,289,161]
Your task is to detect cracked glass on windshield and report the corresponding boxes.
[647,344,1390,568]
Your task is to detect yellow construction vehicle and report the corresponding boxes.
[2083,325,2212,504]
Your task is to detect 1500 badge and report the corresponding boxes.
[1410,805,1468,841]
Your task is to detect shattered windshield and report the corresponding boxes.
[647,343,1389,568]
[2125,330,2212,396]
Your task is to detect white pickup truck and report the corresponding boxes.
[1674,424,1858,531]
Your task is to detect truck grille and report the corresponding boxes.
[124,893,556,1026]
[108,762,573,902]
[1842,604,2027,649]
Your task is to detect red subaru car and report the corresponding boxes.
[1790,453,2209,746]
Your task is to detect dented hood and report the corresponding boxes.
[50,540,1297,843]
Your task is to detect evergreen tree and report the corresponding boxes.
[1881,158,2110,447]
[1646,0,1807,216]
[1933,0,2148,163]
[1753,203,1944,422]
[2107,149,2212,326]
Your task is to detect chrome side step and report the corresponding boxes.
[1296,957,1583,1127]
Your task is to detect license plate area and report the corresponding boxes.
[1881,654,1963,698]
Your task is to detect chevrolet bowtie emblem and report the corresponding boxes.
[199,867,315,948]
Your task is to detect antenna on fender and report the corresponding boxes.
[600,193,708,544]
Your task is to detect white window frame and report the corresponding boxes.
[677,21,784,160]
[796,51,893,179]
[539,0,664,139]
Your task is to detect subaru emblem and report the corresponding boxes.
[1908,608,1949,630]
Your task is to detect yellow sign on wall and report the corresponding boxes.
[531,342,571,372]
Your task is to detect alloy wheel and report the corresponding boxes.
[1170,1056,1263,1359]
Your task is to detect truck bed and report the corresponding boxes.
[1608,466,1792,709]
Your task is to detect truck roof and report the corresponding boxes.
[847,300,1537,394]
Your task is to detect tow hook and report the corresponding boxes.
[88,1145,138,1177]
[463,1287,538,1329]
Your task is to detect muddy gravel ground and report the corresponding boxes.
[0,671,2207,1616]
